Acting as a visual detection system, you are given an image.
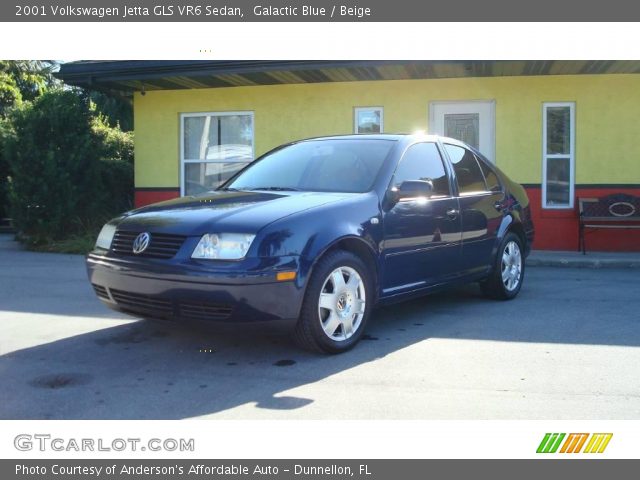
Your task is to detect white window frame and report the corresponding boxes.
[542,102,575,209]
[354,106,384,134]
[179,111,255,196]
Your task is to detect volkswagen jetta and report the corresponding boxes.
[88,134,534,353]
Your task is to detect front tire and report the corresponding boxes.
[293,250,373,354]
[480,232,525,300]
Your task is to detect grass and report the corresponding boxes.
[28,231,97,255]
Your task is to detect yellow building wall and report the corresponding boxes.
[133,74,640,188]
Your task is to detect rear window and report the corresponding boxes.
[478,160,502,192]
[444,144,488,195]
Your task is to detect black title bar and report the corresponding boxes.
[4,0,640,22]
[3,459,640,480]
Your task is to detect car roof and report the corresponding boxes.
[296,133,463,144]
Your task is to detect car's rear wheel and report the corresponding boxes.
[293,250,373,354]
[480,231,525,300]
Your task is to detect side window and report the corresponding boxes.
[393,143,450,197]
[444,144,488,195]
[478,159,502,192]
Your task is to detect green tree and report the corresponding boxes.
[0,72,22,115]
[0,118,14,218]
[92,111,134,163]
[89,91,133,132]
[6,89,132,244]
[0,60,58,218]
[0,61,134,225]
[0,60,58,102]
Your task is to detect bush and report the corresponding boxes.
[6,89,133,245]
[98,158,134,214]
[92,113,133,163]
[0,118,13,218]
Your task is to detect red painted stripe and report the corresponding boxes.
[134,189,180,208]
[525,186,640,252]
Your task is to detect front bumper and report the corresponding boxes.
[86,252,304,331]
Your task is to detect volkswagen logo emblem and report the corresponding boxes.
[132,232,151,254]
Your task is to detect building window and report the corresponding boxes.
[542,102,575,208]
[354,107,383,134]
[180,111,254,196]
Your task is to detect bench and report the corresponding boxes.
[578,193,640,254]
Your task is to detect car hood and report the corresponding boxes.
[116,190,357,236]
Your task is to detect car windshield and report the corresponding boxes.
[224,139,394,193]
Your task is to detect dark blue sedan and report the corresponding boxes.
[88,134,534,353]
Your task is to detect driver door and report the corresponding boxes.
[381,142,463,293]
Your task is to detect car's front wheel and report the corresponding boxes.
[294,250,373,354]
[480,231,525,300]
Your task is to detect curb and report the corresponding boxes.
[527,256,640,269]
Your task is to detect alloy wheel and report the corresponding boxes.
[317,266,366,341]
[501,240,522,292]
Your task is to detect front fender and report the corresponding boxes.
[253,192,382,291]
[301,233,380,282]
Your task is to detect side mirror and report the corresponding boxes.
[390,180,434,202]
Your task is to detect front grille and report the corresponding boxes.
[92,283,110,301]
[110,288,173,318]
[179,301,233,321]
[102,288,234,322]
[111,230,186,259]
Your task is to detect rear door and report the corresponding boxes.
[443,143,505,276]
[381,142,462,293]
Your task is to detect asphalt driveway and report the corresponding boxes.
[1,234,639,419]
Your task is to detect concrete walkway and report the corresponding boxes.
[528,250,640,269]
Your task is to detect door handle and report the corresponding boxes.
[446,208,459,219]
[494,201,504,212]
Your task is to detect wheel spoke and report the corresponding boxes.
[319,292,337,311]
[346,272,360,290]
[501,265,510,283]
[353,298,366,314]
[341,316,354,337]
[323,312,341,337]
[513,249,522,265]
[331,270,346,291]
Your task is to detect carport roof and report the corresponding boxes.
[56,60,640,95]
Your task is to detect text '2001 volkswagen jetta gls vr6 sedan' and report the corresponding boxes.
[88,134,534,354]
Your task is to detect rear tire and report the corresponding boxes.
[293,250,373,354]
[480,232,525,300]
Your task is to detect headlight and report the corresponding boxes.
[95,223,116,250]
[192,233,256,260]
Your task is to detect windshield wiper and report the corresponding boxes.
[247,186,301,192]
